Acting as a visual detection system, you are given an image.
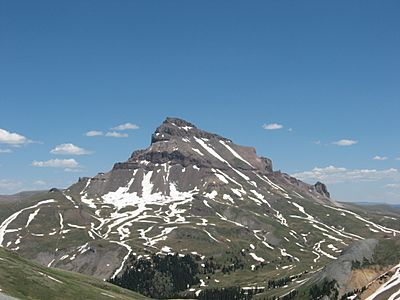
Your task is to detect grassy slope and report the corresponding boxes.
[0,247,148,300]
[2,190,399,300]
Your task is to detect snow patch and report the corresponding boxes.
[249,252,265,262]
[26,209,40,227]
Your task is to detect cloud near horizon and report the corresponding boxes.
[33,180,47,186]
[373,155,388,161]
[85,122,138,137]
[111,122,139,131]
[0,149,12,153]
[292,165,398,184]
[32,158,80,170]
[85,130,103,137]
[0,179,22,191]
[105,131,128,138]
[0,128,32,145]
[385,183,400,189]
[50,143,91,155]
[262,123,283,130]
[332,139,358,146]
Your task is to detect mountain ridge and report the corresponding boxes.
[1,117,399,299]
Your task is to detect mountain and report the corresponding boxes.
[1,117,399,299]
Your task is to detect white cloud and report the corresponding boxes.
[86,123,138,136]
[111,122,139,131]
[385,183,400,189]
[85,130,103,137]
[64,168,83,173]
[0,128,31,145]
[373,155,388,161]
[32,158,80,170]
[105,131,128,138]
[0,179,22,192]
[312,140,321,145]
[332,139,358,146]
[262,123,283,130]
[33,180,47,186]
[292,165,398,184]
[0,149,12,153]
[50,143,91,155]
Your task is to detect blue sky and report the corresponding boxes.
[1,1,400,203]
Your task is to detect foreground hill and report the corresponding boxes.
[0,247,148,300]
[1,117,399,299]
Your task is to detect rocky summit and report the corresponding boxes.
[1,118,400,299]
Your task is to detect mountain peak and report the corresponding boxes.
[164,117,197,128]
[112,117,331,206]
[151,117,228,144]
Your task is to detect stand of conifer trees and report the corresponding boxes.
[109,253,200,299]
[309,279,338,300]
[198,286,251,300]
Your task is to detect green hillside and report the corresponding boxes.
[0,247,148,300]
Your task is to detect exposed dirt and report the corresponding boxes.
[350,266,396,299]
[348,267,384,291]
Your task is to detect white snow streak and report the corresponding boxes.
[0,199,56,246]
[26,209,40,227]
[219,140,254,168]
[249,252,265,262]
